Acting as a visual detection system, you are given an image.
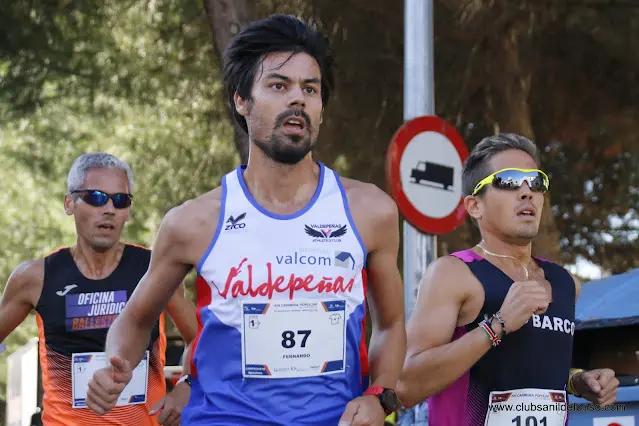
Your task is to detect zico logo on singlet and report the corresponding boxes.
[225,213,246,231]
[211,257,356,300]
[64,290,127,331]
[531,314,575,335]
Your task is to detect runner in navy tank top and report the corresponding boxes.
[396,134,619,426]
[87,15,406,426]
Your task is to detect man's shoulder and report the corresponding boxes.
[338,176,392,203]
[6,258,46,305]
[426,253,473,278]
[424,253,483,289]
[338,176,397,222]
[421,253,484,304]
[12,258,45,280]
[160,187,224,239]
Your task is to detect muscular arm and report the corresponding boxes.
[166,283,198,345]
[396,257,499,408]
[0,260,42,343]
[166,283,197,377]
[180,342,192,375]
[105,207,199,368]
[365,194,407,390]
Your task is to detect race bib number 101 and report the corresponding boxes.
[484,388,567,426]
[241,300,347,379]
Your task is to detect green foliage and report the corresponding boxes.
[0,0,237,398]
[1,0,638,402]
[432,0,639,270]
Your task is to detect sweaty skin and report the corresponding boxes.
[88,51,406,425]
[94,174,406,401]
[1,167,197,345]
[0,259,195,345]
[0,167,197,426]
[396,149,617,410]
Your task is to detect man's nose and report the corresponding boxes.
[518,182,533,200]
[101,199,117,214]
[287,85,306,109]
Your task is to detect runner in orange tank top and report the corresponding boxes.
[0,153,197,426]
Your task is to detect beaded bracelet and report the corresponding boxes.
[483,313,505,339]
[479,319,501,347]
[493,311,507,336]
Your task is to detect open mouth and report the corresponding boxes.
[282,117,306,130]
[517,208,536,217]
[97,223,115,231]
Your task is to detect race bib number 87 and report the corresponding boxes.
[241,300,347,379]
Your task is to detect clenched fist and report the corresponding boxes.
[572,369,619,406]
[498,277,552,335]
[86,355,133,415]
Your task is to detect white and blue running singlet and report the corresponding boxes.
[181,162,370,426]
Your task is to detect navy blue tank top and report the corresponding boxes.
[427,249,575,426]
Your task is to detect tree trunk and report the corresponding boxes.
[485,26,561,262]
[203,0,253,163]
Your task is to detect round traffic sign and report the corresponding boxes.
[386,115,469,235]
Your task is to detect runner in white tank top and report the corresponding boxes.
[87,14,407,426]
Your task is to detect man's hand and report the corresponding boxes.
[338,395,386,426]
[149,382,191,426]
[573,369,619,406]
[86,355,132,415]
[497,278,552,334]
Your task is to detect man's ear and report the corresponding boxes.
[64,194,74,216]
[234,92,250,117]
[464,194,482,222]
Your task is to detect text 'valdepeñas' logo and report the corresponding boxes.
[210,258,355,300]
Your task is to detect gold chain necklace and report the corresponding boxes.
[477,241,529,280]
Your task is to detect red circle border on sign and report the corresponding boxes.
[385,115,470,235]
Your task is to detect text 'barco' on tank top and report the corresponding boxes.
[427,249,575,426]
[184,162,369,426]
[35,244,167,426]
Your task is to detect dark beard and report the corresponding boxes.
[253,109,313,165]
[253,133,312,164]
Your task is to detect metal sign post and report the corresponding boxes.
[400,1,434,424]
[403,0,435,322]
[387,2,468,424]
[398,0,437,425]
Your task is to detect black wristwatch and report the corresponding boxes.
[176,374,192,387]
[363,386,399,415]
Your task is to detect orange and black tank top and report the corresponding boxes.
[35,244,167,426]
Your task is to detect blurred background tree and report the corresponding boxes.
[0,0,637,399]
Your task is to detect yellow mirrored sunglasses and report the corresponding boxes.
[472,168,550,196]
